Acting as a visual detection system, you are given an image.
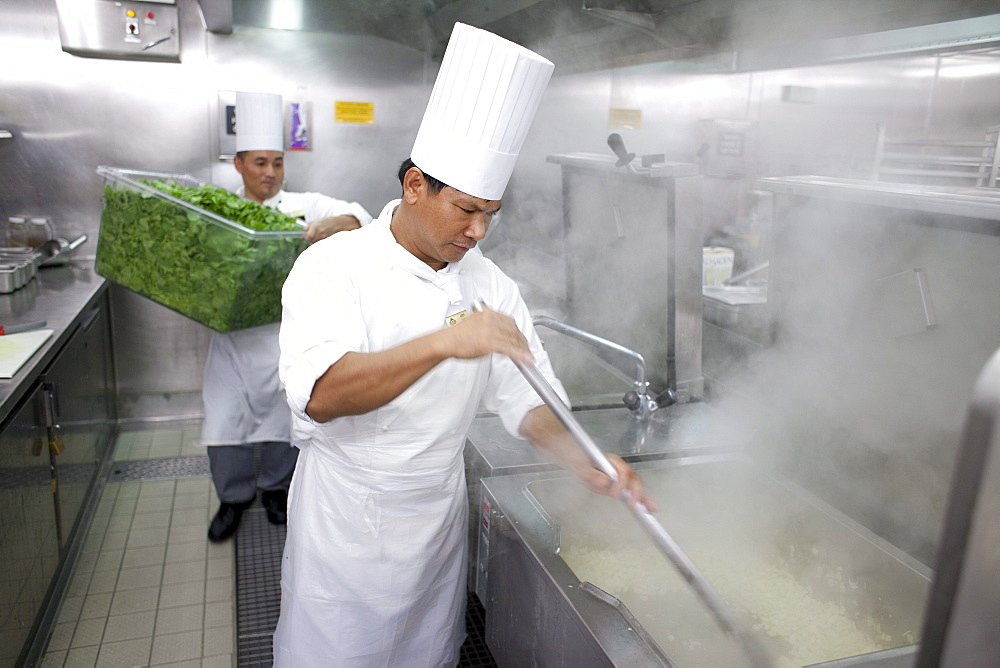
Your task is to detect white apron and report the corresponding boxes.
[275,207,567,666]
[274,258,487,666]
[201,189,372,447]
[201,323,290,445]
[273,434,471,667]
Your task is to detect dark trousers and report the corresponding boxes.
[207,441,298,504]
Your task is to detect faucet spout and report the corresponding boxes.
[532,315,662,421]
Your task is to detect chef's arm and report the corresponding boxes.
[305,308,534,422]
[520,406,657,510]
[303,215,361,243]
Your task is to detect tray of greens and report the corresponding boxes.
[96,166,307,332]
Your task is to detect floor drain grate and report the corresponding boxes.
[460,595,497,667]
[107,455,210,482]
[235,506,284,667]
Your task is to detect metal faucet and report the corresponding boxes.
[532,315,673,421]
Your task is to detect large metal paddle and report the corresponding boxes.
[478,304,772,666]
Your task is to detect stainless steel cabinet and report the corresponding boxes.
[43,300,115,549]
[0,384,60,667]
[755,176,1000,564]
[547,154,705,401]
[0,292,116,667]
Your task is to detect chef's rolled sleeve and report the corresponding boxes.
[279,239,368,434]
[281,342,353,423]
[489,353,569,439]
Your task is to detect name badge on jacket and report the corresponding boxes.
[445,310,470,327]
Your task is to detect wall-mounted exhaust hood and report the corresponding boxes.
[223,0,1000,74]
[197,0,232,34]
[735,13,1000,71]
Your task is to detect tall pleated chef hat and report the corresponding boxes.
[410,23,554,201]
[235,91,284,153]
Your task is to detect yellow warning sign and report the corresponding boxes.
[609,107,642,130]
[335,101,375,124]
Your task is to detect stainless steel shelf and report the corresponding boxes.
[755,175,1000,224]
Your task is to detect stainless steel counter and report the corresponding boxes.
[755,176,1000,226]
[0,260,108,425]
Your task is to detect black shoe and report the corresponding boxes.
[262,490,288,525]
[208,499,253,543]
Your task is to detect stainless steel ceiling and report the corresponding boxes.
[205,0,1000,72]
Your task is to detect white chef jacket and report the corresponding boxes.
[200,189,372,447]
[273,200,567,666]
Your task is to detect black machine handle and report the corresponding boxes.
[607,133,636,169]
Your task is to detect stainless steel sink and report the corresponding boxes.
[481,455,931,667]
[465,403,744,604]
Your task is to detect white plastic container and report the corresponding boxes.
[6,216,28,247]
[702,246,735,287]
[27,217,54,248]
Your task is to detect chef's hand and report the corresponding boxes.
[303,215,361,243]
[441,307,534,364]
[579,453,658,512]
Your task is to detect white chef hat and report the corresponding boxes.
[235,91,284,153]
[410,23,554,201]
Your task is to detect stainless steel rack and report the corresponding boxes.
[873,122,1000,187]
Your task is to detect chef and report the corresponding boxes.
[274,23,653,666]
[203,91,372,543]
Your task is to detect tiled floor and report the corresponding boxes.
[40,424,235,668]
[37,422,497,668]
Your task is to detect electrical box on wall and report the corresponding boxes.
[218,90,236,159]
[55,0,181,63]
[696,119,756,178]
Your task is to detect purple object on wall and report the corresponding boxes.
[289,102,308,150]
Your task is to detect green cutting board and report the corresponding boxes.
[0,329,54,378]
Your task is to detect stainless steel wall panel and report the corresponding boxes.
[109,285,211,419]
[0,0,429,419]
[203,26,428,213]
[0,0,212,237]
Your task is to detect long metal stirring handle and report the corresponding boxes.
[626,492,772,668]
[513,358,618,480]
[512,357,772,667]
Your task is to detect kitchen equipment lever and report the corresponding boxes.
[607,133,638,174]
[471,298,772,666]
[143,35,172,51]
[723,260,770,286]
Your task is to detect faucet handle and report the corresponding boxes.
[654,386,678,407]
[623,390,641,412]
[623,388,658,420]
